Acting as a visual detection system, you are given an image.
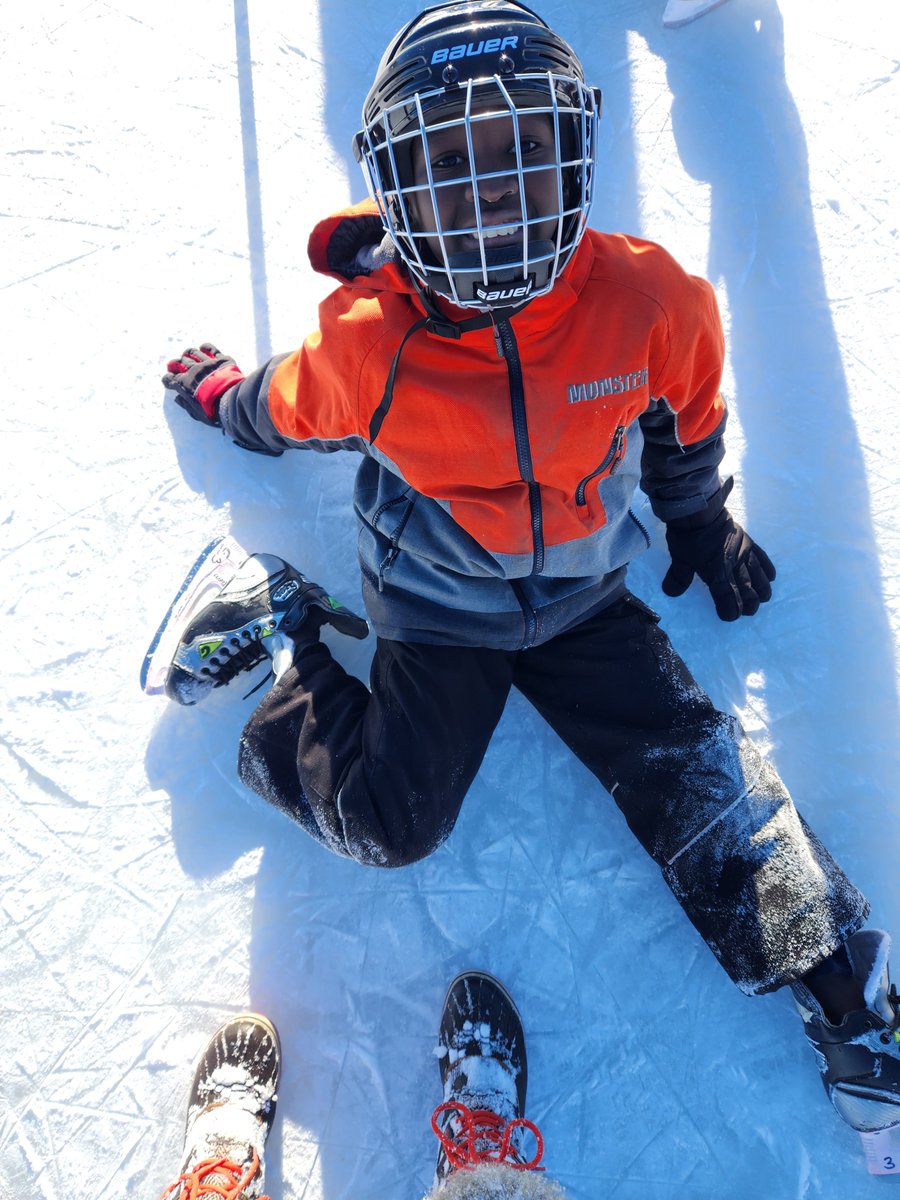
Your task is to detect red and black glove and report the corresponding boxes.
[162,343,244,427]
[662,478,776,622]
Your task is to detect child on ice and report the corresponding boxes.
[149,0,900,1145]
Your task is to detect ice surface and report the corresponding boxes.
[2,1,898,1198]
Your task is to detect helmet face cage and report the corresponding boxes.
[357,72,601,310]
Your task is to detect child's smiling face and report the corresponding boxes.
[408,102,563,268]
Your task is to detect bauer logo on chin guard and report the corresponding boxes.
[474,277,535,305]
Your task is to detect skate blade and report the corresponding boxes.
[140,534,247,696]
[662,0,730,28]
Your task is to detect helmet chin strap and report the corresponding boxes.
[411,273,533,333]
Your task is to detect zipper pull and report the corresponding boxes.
[492,322,504,359]
[610,426,626,474]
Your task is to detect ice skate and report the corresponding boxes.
[141,534,368,704]
[429,971,547,1195]
[793,929,900,1132]
[158,1012,281,1200]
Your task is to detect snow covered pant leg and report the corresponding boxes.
[238,638,514,866]
[513,594,869,995]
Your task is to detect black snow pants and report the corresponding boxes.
[237,592,868,995]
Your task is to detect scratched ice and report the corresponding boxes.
[1,2,898,1198]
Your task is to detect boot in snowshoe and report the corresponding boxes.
[158,1012,281,1200]
[793,929,900,1132]
[141,534,368,705]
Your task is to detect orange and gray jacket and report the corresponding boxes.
[219,200,727,650]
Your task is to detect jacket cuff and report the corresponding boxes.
[664,475,734,531]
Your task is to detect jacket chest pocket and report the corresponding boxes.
[575,425,627,506]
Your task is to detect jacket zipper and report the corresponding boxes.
[376,494,416,591]
[628,507,652,548]
[575,425,626,506]
[495,319,544,581]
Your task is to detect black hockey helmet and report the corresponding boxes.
[353,1,602,310]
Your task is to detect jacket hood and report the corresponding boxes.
[307,198,410,291]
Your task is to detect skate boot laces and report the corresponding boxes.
[431,1100,545,1174]
[198,625,293,695]
[158,1148,270,1200]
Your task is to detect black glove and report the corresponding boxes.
[662,479,776,621]
[162,343,244,426]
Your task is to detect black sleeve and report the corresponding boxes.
[217,354,293,456]
[639,396,727,522]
